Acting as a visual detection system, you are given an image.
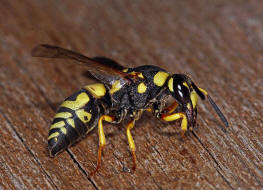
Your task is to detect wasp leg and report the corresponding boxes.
[161,112,188,137]
[90,115,115,176]
[146,101,178,117]
[125,110,143,172]
[126,119,136,171]
[163,101,178,114]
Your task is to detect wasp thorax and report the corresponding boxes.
[168,74,191,104]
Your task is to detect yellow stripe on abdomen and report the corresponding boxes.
[54,112,72,119]
[76,109,92,123]
[84,83,106,98]
[61,92,90,110]
[48,132,60,140]
[50,121,65,130]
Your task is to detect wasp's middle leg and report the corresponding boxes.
[125,110,143,171]
[126,119,136,171]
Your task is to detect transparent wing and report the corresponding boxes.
[31,44,131,86]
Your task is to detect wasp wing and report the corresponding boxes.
[31,44,131,87]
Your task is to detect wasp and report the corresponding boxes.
[32,44,228,175]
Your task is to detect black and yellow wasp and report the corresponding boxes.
[32,44,228,175]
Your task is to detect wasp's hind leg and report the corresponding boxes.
[90,115,115,176]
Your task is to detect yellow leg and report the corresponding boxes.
[90,115,114,176]
[161,112,188,137]
[126,120,136,171]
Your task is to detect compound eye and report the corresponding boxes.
[174,83,190,103]
[168,74,191,104]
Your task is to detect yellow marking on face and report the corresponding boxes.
[76,109,92,123]
[183,82,189,88]
[48,132,60,140]
[137,82,147,93]
[50,121,65,130]
[168,78,174,92]
[123,68,128,72]
[85,83,106,98]
[198,87,208,96]
[191,91,198,109]
[61,92,90,110]
[153,71,169,87]
[61,127,67,135]
[181,114,188,131]
[187,91,198,110]
[109,80,121,95]
[54,112,72,119]
[66,118,75,128]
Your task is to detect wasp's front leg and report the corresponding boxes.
[162,101,178,114]
[146,99,169,117]
[147,100,179,117]
[161,112,188,137]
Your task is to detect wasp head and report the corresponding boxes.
[166,74,198,126]
[167,74,228,129]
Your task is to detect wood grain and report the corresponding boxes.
[0,0,262,189]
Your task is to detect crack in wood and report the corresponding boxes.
[66,149,100,190]
[108,132,164,190]
[144,133,169,176]
[192,131,234,190]
[14,59,100,190]
[0,160,25,189]
[0,109,59,190]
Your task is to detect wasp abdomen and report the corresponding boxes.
[48,86,103,156]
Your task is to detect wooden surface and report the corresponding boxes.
[0,1,263,189]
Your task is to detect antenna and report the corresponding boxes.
[192,82,229,128]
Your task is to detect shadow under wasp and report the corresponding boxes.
[31,44,228,175]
